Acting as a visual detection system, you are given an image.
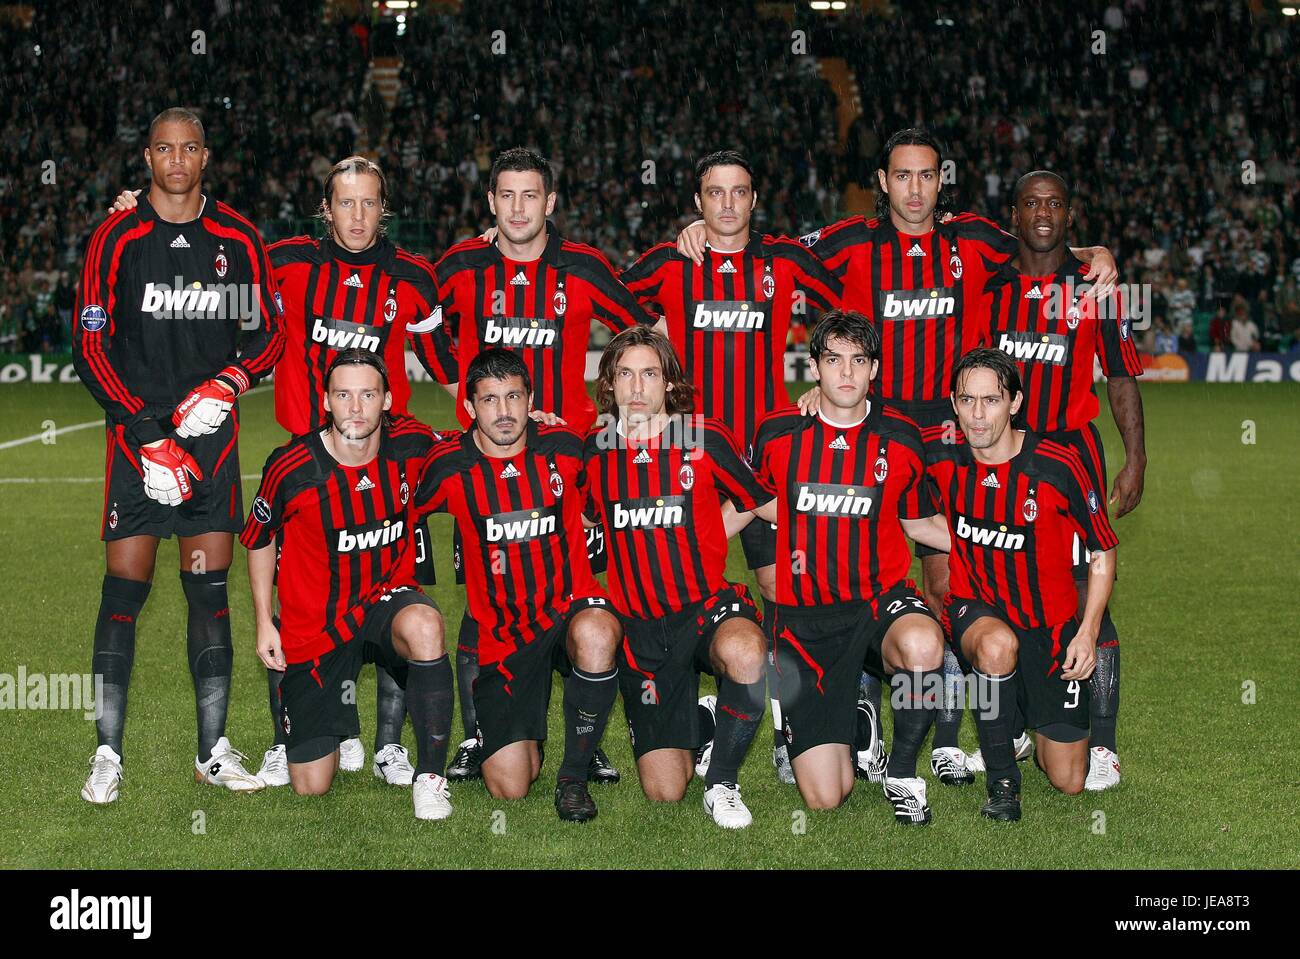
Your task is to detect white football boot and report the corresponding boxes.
[930,746,975,786]
[966,732,1033,774]
[195,737,265,791]
[1084,746,1121,791]
[256,744,291,787]
[412,772,454,820]
[703,782,753,829]
[373,743,416,786]
[81,745,123,804]
[883,776,932,825]
[338,737,364,772]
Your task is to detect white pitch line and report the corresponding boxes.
[0,385,272,452]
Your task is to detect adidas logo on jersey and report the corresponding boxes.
[485,507,558,543]
[981,473,1001,488]
[906,243,925,257]
[997,331,1069,365]
[499,462,521,479]
[483,316,557,347]
[612,496,686,530]
[1024,285,1043,299]
[716,259,737,274]
[336,518,404,552]
[955,514,1025,551]
[354,475,376,492]
[691,301,766,331]
[828,435,850,451]
[881,288,956,319]
[344,273,363,288]
[794,483,877,517]
[633,448,653,464]
[510,271,530,286]
[170,234,190,249]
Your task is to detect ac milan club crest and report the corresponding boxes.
[761,272,776,300]
[400,480,410,505]
[553,288,567,316]
[679,462,695,490]
[108,508,119,530]
[1022,497,1039,523]
[549,469,565,498]
[948,249,963,280]
[873,455,889,483]
[384,293,398,323]
[1066,299,1081,330]
[214,247,228,279]
[281,709,291,736]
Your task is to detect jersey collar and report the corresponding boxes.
[323,235,390,267]
[492,220,563,266]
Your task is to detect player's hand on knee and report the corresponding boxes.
[172,378,235,438]
[108,188,142,213]
[140,439,204,506]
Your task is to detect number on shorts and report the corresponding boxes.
[413,524,428,565]
[1063,680,1080,710]
[887,596,928,615]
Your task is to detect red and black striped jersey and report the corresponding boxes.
[752,402,933,607]
[980,255,1144,432]
[582,415,771,619]
[268,235,457,436]
[239,415,436,665]
[802,212,1018,404]
[73,193,285,446]
[414,421,602,663]
[622,234,841,449]
[433,225,653,434]
[924,429,1118,629]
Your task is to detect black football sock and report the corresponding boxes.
[1090,614,1120,752]
[404,656,453,776]
[92,575,150,756]
[1011,669,1028,741]
[887,669,940,779]
[972,669,1020,790]
[705,676,765,788]
[762,609,785,748]
[374,664,407,751]
[932,645,965,749]
[860,670,883,731]
[697,699,717,749]
[181,569,233,760]
[455,648,480,742]
[558,666,617,782]
[267,667,287,747]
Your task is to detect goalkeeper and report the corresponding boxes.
[72,107,285,805]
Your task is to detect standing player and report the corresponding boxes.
[241,350,454,819]
[622,151,846,784]
[584,327,769,828]
[108,157,459,785]
[678,130,1118,786]
[74,107,283,803]
[414,350,623,823]
[926,349,1118,820]
[976,171,1144,790]
[433,147,650,782]
[734,311,950,823]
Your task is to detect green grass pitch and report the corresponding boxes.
[0,380,1296,869]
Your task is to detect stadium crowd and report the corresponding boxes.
[1,0,1297,354]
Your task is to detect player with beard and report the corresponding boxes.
[107,157,458,787]
[622,151,846,786]
[434,148,647,785]
[241,350,454,819]
[730,311,951,823]
[974,172,1144,790]
[677,131,1119,786]
[414,350,623,823]
[584,327,770,827]
[74,107,283,804]
[926,349,1117,820]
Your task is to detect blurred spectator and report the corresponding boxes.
[1229,298,1260,352]
[1152,318,1177,354]
[1209,307,1231,352]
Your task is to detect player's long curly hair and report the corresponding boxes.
[875,127,955,222]
[595,326,695,417]
[317,155,392,240]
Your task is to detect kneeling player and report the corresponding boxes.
[414,350,622,823]
[584,327,769,827]
[241,351,455,820]
[927,349,1117,821]
[736,311,951,822]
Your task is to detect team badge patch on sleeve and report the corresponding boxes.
[80,304,108,332]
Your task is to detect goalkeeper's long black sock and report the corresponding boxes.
[92,575,150,756]
[455,648,480,742]
[181,569,233,761]
[374,664,407,751]
[932,645,964,749]
[1090,616,1120,752]
[267,667,287,747]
